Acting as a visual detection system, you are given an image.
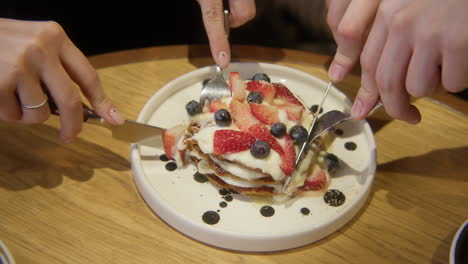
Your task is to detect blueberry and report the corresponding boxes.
[247,91,263,104]
[324,153,340,173]
[252,73,271,83]
[270,122,286,138]
[214,109,231,126]
[250,140,270,159]
[310,104,324,114]
[185,100,202,116]
[289,125,308,145]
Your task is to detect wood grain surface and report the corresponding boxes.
[0,45,467,264]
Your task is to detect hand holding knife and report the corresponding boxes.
[49,100,165,148]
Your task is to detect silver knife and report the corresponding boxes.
[282,81,333,193]
[50,101,165,148]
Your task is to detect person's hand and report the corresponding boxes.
[327,0,468,124]
[0,18,124,142]
[355,0,468,124]
[326,0,381,83]
[197,0,256,68]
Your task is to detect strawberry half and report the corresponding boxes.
[249,103,280,125]
[213,129,256,154]
[278,103,304,121]
[247,123,283,155]
[229,72,245,101]
[246,81,276,103]
[230,99,259,131]
[162,124,186,161]
[273,83,302,105]
[280,134,296,176]
[207,100,228,113]
[299,169,328,191]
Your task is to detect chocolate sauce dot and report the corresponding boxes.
[260,206,275,217]
[224,195,233,202]
[219,189,230,196]
[334,129,344,136]
[300,207,310,215]
[345,142,357,151]
[219,201,227,208]
[310,104,324,114]
[229,189,239,194]
[159,154,169,161]
[202,211,220,225]
[165,162,177,171]
[194,172,208,183]
[324,189,346,207]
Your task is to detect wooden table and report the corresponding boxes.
[1,45,467,264]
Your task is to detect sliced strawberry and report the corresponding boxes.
[249,103,280,125]
[213,129,256,154]
[247,123,283,155]
[246,81,276,103]
[273,83,302,105]
[162,124,186,161]
[280,135,296,176]
[229,99,259,131]
[299,169,328,191]
[278,103,304,121]
[207,100,228,113]
[229,72,245,101]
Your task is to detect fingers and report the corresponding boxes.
[16,71,50,124]
[406,44,441,98]
[40,58,84,142]
[375,23,421,124]
[0,78,21,122]
[352,13,388,120]
[441,43,468,93]
[198,0,230,68]
[229,0,256,28]
[328,0,380,82]
[60,39,124,125]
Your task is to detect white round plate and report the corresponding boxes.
[131,62,376,252]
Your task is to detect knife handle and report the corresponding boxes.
[48,100,101,123]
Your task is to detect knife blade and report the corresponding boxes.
[49,101,165,148]
[282,81,333,193]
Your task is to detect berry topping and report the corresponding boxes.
[214,109,232,127]
[280,135,296,176]
[162,124,186,161]
[249,103,280,125]
[299,169,328,191]
[310,104,324,114]
[229,72,245,101]
[247,123,284,155]
[270,122,286,138]
[278,103,304,121]
[213,130,256,154]
[185,100,202,116]
[246,91,263,104]
[272,83,302,105]
[324,153,340,173]
[207,100,228,113]
[250,140,270,159]
[229,99,259,131]
[289,125,308,145]
[246,81,276,103]
[251,73,271,83]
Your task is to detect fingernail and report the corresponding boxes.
[351,99,363,119]
[217,51,229,68]
[329,63,345,82]
[109,108,125,124]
